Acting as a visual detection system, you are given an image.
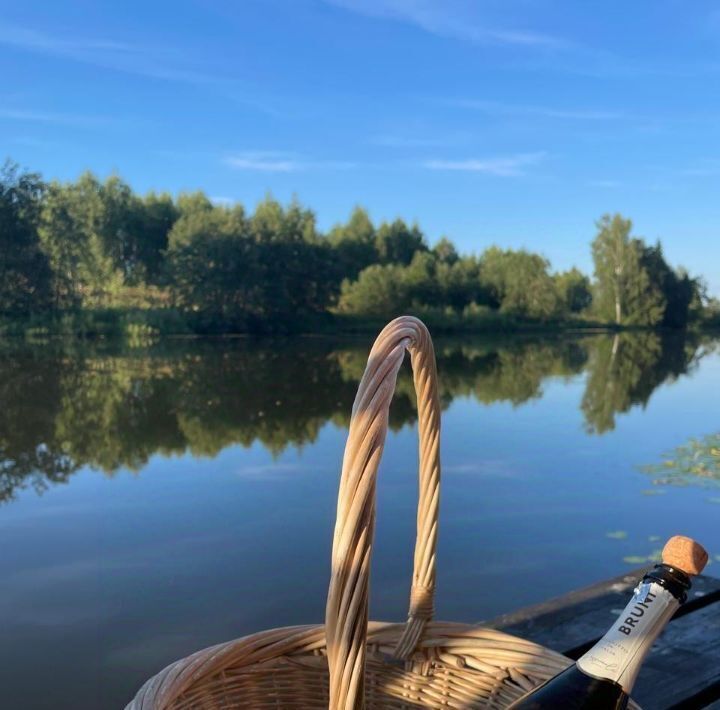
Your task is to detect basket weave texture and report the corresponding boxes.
[126,316,636,709]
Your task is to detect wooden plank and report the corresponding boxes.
[667,681,720,709]
[485,572,720,709]
[484,568,650,653]
[633,598,720,708]
[485,570,720,656]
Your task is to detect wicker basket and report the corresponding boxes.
[126,316,634,709]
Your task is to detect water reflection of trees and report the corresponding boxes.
[581,332,709,434]
[0,349,78,501]
[0,332,714,502]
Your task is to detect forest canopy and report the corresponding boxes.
[1,159,717,334]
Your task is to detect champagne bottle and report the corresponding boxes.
[507,535,708,710]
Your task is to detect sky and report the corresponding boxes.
[2,0,720,294]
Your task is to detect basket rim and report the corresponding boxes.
[126,620,580,710]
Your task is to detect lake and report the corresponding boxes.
[1,330,719,709]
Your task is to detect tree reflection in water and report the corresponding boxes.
[1,331,715,502]
[581,331,711,434]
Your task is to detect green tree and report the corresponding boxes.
[592,214,631,324]
[556,268,592,313]
[375,219,427,265]
[168,192,246,249]
[336,263,409,316]
[337,251,493,317]
[5,156,717,334]
[168,195,335,326]
[327,206,378,282]
[0,160,53,315]
[166,193,253,323]
[137,192,178,281]
[591,214,666,326]
[249,195,316,244]
[436,256,488,312]
[38,176,125,305]
[480,247,561,318]
[402,251,440,305]
[433,237,459,265]
[248,197,335,318]
[622,239,666,326]
[252,240,335,319]
[97,175,143,281]
[175,191,213,218]
[37,183,83,307]
[638,244,703,328]
[39,179,175,294]
[168,233,258,328]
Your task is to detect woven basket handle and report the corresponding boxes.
[325,316,441,710]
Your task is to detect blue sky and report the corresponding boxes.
[2,0,720,293]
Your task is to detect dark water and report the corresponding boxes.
[1,331,719,709]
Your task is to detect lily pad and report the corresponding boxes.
[623,555,649,564]
[606,530,628,540]
[641,433,720,487]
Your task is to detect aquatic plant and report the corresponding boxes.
[640,432,720,486]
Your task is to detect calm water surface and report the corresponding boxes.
[1,332,719,709]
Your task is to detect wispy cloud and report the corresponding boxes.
[225,152,299,173]
[0,23,137,54]
[324,0,569,49]
[224,152,356,172]
[0,107,114,127]
[441,99,624,121]
[0,22,221,84]
[0,20,284,117]
[369,133,469,148]
[424,151,546,176]
[327,2,718,80]
[0,22,285,116]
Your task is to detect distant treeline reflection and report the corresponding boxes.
[1,332,716,502]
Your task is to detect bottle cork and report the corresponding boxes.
[661,535,708,576]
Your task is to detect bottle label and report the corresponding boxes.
[576,580,679,693]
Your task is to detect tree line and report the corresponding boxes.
[1,331,710,502]
[2,159,717,332]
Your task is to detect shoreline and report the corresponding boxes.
[1,308,718,342]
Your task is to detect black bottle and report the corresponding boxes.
[508,536,707,709]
